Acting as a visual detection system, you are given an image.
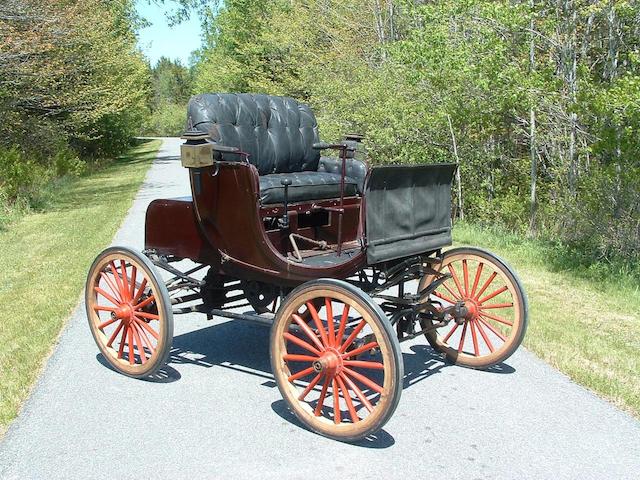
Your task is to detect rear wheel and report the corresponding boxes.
[85,247,173,378]
[271,279,403,441]
[419,247,528,369]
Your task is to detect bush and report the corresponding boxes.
[141,102,186,137]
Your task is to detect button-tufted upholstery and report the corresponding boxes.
[188,93,320,175]
[187,93,366,205]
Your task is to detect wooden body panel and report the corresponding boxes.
[145,161,366,286]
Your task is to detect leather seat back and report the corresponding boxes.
[187,93,321,175]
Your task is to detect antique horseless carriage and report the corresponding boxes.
[85,93,528,441]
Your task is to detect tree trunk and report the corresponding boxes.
[447,114,464,221]
[528,0,538,235]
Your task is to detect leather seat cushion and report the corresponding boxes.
[259,172,360,205]
[187,93,321,175]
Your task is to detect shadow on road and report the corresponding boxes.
[96,318,515,444]
[270,399,396,448]
[98,318,515,385]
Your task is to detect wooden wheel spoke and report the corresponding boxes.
[342,367,384,394]
[325,298,335,346]
[127,327,135,365]
[284,332,321,356]
[94,286,121,307]
[479,285,509,304]
[287,366,315,383]
[332,378,341,424]
[339,319,367,353]
[442,282,461,301]
[283,353,317,363]
[129,266,137,300]
[120,260,130,301]
[477,317,507,342]
[343,360,384,370]
[291,314,324,351]
[132,277,148,305]
[474,272,497,301]
[457,321,468,353]
[133,321,154,354]
[433,290,456,305]
[94,305,117,312]
[470,320,480,356]
[443,322,459,342]
[447,264,465,297]
[134,294,156,311]
[480,302,514,310]
[131,324,146,364]
[298,373,323,401]
[135,317,160,340]
[470,262,484,297]
[97,317,118,330]
[306,301,329,347]
[341,341,378,359]
[336,375,359,423]
[474,319,494,353]
[314,378,330,416]
[117,325,128,359]
[340,373,373,413]
[106,321,124,347]
[110,261,124,294]
[135,311,159,320]
[462,259,470,295]
[100,272,122,302]
[480,311,513,327]
[335,304,350,346]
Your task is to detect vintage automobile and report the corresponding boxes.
[85,93,528,441]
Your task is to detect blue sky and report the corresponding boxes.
[136,1,203,66]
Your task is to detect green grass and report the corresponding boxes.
[0,139,160,434]
[453,222,640,417]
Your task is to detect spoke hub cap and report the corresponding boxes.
[313,348,343,376]
[462,297,479,320]
[114,303,135,323]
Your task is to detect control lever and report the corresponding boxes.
[280,178,292,229]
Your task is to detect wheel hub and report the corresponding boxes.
[312,348,343,376]
[114,303,135,323]
[462,298,479,320]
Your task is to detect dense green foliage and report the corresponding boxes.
[178,0,639,271]
[0,0,150,221]
[142,57,193,136]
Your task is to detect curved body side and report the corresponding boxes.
[197,162,366,284]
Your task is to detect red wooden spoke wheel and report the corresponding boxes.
[85,247,173,378]
[271,279,403,441]
[419,247,528,369]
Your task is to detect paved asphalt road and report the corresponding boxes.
[1,138,639,480]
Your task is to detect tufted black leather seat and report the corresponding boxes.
[187,93,365,204]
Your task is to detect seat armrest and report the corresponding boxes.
[317,156,368,192]
[211,143,240,153]
[312,142,350,151]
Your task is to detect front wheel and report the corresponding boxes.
[419,247,528,369]
[85,246,173,378]
[270,279,403,442]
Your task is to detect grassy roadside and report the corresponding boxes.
[0,139,160,434]
[453,222,640,417]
